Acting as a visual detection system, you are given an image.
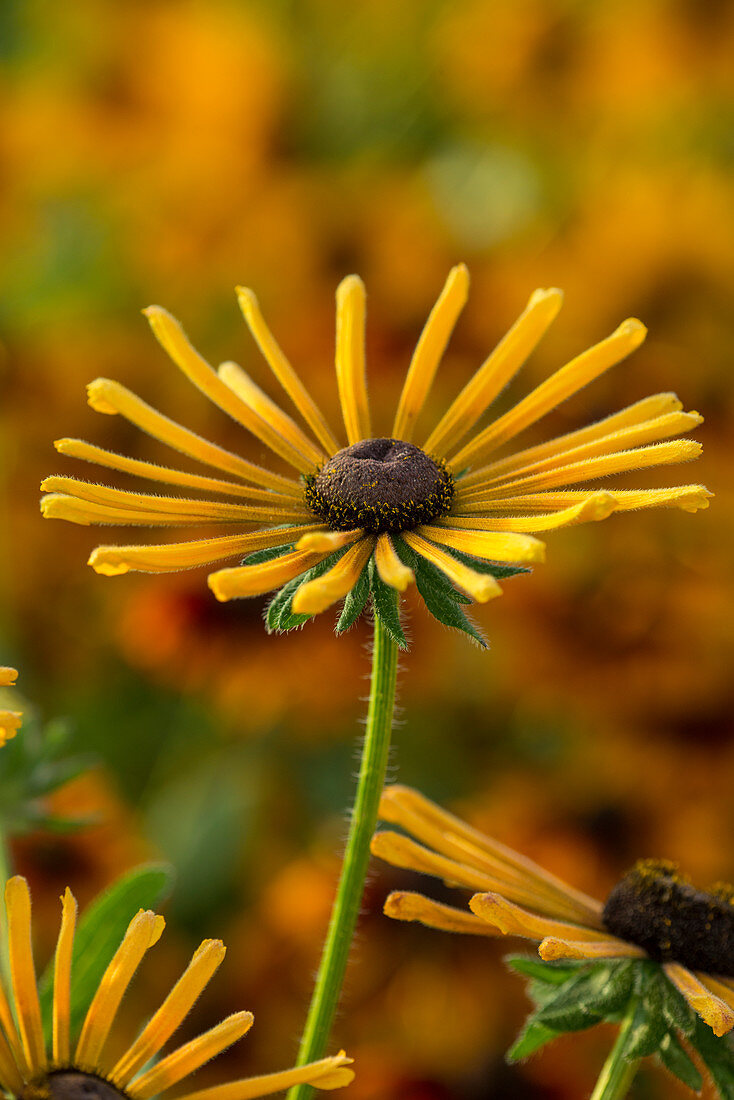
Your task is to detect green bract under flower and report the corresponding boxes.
[41,268,710,647]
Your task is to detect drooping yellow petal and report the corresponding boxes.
[5,877,46,1075]
[375,534,414,591]
[218,361,326,468]
[295,529,363,553]
[0,668,17,687]
[663,964,734,1037]
[52,888,78,1065]
[450,317,647,471]
[424,287,563,458]
[539,936,645,962]
[462,486,712,514]
[0,1027,24,1096]
[55,439,298,505]
[384,890,500,936]
[416,524,545,564]
[401,532,502,602]
[236,286,340,455]
[88,526,324,577]
[176,1053,355,1100]
[469,892,609,943]
[41,478,311,526]
[144,307,315,473]
[461,410,702,494]
[209,547,327,602]
[87,379,301,496]
[292,537,374,615]
[459,392,684,485]
[453,440,703,506]
[392,264,470,441]
[127,1012,254,1100]
[110,940,227,1088]
[75,910,165,1070]
[335,276,371,444]
[439,493,616,532]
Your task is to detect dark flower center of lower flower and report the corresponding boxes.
[22,1072,128,1100]
[602,859,734,975]
[304,438,454,534]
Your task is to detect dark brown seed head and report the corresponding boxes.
[304,438,454,533]
[602,859,734,976]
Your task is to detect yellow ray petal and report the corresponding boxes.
[53,888,78,1065]
[440,492,616,532]
[87,379,301,496]
[469,892,608,942]
[460,486,712,514]
[295,529,363,553]
[41,478,311,526]
[218,361,325,468]
[392,264,470,441]
[0,917,25,1074]
[209,547,327,602]
[378,786,603,925]
[292,537,374,615]
[453,440,702,505]
[424,288,563,458]
[88,526,325,576]
[0,1026,24,1096]
[375,534,415,591]
[144,306,315,473]
[176,1053,355,1100]
[384,891,501,936]
[111,939,227,1088]
[0,668,17,687]
[401,532,503,602]
[335,276,371,444]
[462,411,702,494]
[6,877,46,1074]
[55,439,298,505]
[457,392,684,485]
[450,317,647,471]
[75,910,165,1070]
[416,524,545,564]
[664,964,734,1037]
[539,936,645,961]
[237,286,340,455]
[127,1012,254,1100]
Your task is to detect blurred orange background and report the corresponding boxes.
[1,1,733,1097]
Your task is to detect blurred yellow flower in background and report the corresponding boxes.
[0,668,22,745]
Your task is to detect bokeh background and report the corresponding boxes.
[1,1,733,1096]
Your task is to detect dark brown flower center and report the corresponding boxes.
[304,438,454,533]
[602,859,734,976]
[22,1072,128,1100]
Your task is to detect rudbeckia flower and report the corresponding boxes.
[42,269,709,642]
[0,667,21,744]
[0,876,353,1100]
[372,785,734,1039]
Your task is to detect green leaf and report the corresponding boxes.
[335,560,371,634]
[507,1018,560,1063]
[368,559,407,649]
[506,955,585,986]
[658,1032,703,1092]
[38,863,174,1043]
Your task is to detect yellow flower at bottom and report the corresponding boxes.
[0,877,353,1100]
[0,668,22,745]
[372,785,734,1039]
[41,270,710,639]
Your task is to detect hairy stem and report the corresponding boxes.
[590,999,641,1100]
[287,613,399,1100]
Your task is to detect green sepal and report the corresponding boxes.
[441,544,531,581]
[335,560,371,635]
[690,1017,734,1100]
[265,548,348,633]
[506,1019,560,1063]
[623,964,668,1059]
[368,558,408,649]
[506,955,586,986]
[528,963,632,1032]
[661,971,697,1037]
[657,1032,703,1092]
[393,537,488,648]
[243,541,295,567]
[37,863,174,1043]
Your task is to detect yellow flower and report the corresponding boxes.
[42,269,709,624]
[0,876,353,1099]
[372,785,734,1038]
[0,668,22,745]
